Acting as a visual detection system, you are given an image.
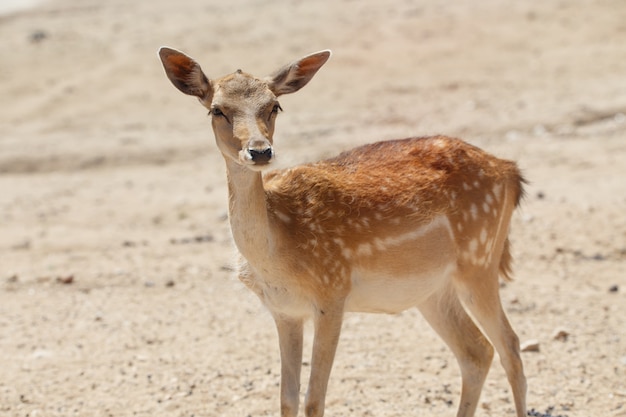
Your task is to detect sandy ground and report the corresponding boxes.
[1,0,625,416]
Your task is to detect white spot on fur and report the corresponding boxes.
[468,238,478,255]
[432,137,447,149]
[480,228,488,244]
[275,210,292,224]
[474,255,487,266]
[485,238,495,254]
[470,204,478,220]
[373,237,386,251]
[356,243,373,257]
[492,183,503,201]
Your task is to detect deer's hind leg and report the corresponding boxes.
[418,285,495,417]
[454,268,527,417]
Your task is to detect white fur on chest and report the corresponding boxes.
[239,261,314,319]
[259,282,313,318]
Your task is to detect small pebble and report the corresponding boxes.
[30,30,48,43]
[56,275,74,285]
[521,339,540,352]
[552,328,569,342]
[527,406,568,417]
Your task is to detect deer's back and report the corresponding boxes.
[264,136,523,226]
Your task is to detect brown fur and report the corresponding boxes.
[265,136,525,284]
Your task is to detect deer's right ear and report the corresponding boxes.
[158,47,213,101]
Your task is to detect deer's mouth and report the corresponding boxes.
[239,145,274,169]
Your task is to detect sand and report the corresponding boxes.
[1,0,625,416]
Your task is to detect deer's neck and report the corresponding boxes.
[225,160,274,264]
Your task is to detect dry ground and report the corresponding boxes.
[1,0,625,416]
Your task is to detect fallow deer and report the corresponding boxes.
[158,47,527,417]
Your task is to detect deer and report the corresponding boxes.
[158,47,527,417]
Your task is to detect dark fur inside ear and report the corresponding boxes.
[159,47,212,99]
[268,50,331,96]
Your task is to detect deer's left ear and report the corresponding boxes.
[159,47,213,101]
[266,50,331,96]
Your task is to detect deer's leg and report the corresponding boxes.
[419,286,494,417]
[304,300,345,417]
[275,316,304,417]
[455,274,527,417]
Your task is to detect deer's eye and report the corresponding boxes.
[211,107,231,123]
[271,104,282,114]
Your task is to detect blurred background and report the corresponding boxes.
[1,0,625,416]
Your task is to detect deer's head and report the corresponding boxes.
[159,47,331,171]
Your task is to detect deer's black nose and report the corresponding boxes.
[249,147,273,163]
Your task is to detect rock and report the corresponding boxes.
[29,30,48,43]
[521,339,540,352]
[56,275,74,285]
[552,328,570,342]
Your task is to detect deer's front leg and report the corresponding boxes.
[275,316,304,417]
[305,300,345,417]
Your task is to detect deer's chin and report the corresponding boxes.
[246,161,273,172]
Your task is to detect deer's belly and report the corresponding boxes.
[344,216,458,314]
[345,260,457,314]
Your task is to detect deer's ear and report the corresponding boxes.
[159,47,213,100]
[267,50,331,96]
